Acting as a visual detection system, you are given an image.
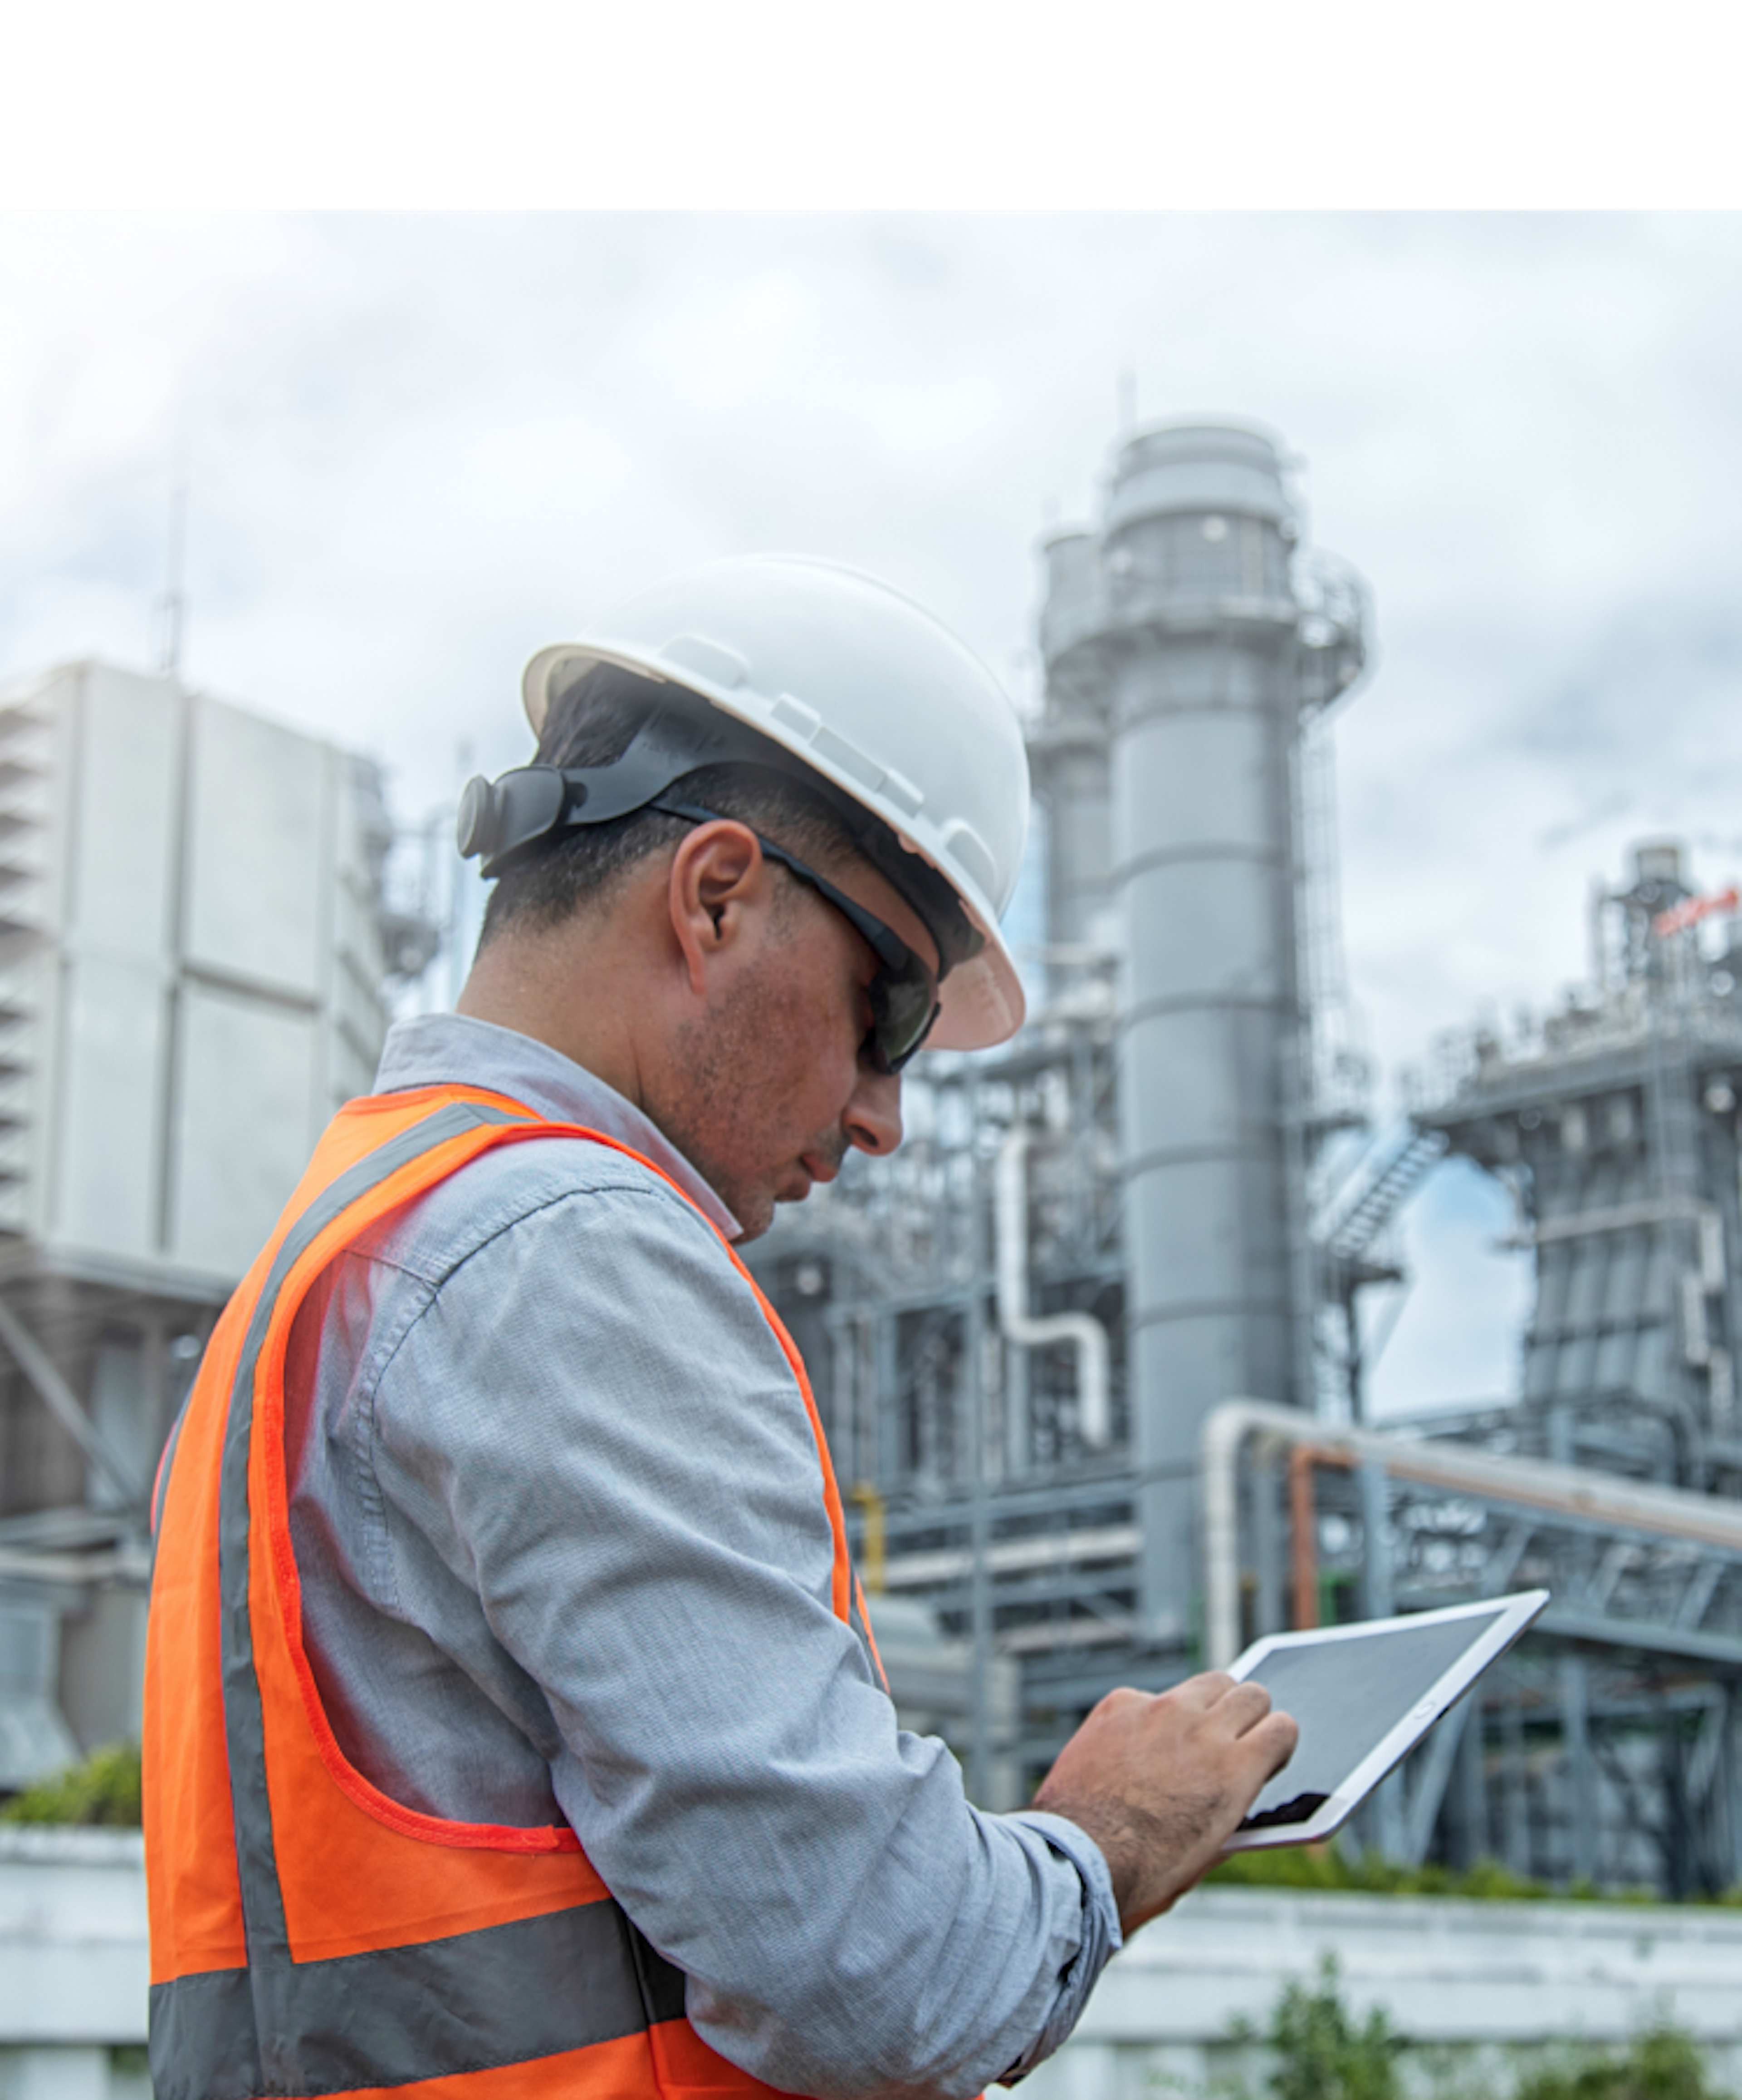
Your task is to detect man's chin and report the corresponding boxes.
[731,1175,814,1245]
[725,1188,779,1244]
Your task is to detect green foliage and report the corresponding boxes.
[1230,1962,1728,2100]
[1263,1955,1402,2100]
[1444,1855,1553,1900]
[1208,1843,1548,1901]
[0,1740,142,1827]
[1512,2022,1726,2100]
[1208,1843,1738,1907]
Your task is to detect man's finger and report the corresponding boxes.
[1218,1680,1275,1734]
[1173,1670,1237,1708]
[1248,1711,1300,1779]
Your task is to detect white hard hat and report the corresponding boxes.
[520,555,1030,1053]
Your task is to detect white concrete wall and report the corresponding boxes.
[0,1829,145,2100]
[1025,1885,1742,2100]
[8,1831,1742,2100]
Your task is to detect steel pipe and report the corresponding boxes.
[1201,1396,1742,1670]
[995,1130,1111,1447]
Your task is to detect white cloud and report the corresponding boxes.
[4,211,1738,1403]
[1367,1160,1535,1420]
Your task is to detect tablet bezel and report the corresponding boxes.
[1221,1589,1551,1851]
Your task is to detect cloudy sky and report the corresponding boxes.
[4,211,1739,1410]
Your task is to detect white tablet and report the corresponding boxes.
[1221,1590,1549,1851]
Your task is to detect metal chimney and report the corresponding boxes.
[1039,420,1368,1642]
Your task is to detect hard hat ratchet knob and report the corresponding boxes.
[455,775,499,862]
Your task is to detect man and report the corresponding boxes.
[144,556,1296,2100]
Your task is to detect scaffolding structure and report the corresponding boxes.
[1375,841,1742,1890]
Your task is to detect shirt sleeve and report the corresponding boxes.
[366,1168,1120,2100]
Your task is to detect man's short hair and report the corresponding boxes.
[478,663,862,946]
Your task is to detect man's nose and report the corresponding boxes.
[845,1069,903,1157]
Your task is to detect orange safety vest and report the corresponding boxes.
[145,1083,886,2100]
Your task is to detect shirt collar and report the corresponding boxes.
[373,1013,742,1241]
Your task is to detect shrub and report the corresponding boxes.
[1237,1962,1727,2100]
[1512,2024,1726,2100]
[1263,1954,1402,2100]
[1209,1845,1732,1907]
[0,1741,142,1827]
[1209,1844,1547,1901]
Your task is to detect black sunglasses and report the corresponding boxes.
[651,798,942,1074]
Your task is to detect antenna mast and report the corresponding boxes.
[157,476,187,681]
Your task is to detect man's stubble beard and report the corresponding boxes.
[661,951,848,1243]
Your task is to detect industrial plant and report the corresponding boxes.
[751,421,1742,1901]
[3,422,1741,1923]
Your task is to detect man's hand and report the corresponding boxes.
[1031,1674,1298,1936]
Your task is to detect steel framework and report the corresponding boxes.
[753,441,1742,1892]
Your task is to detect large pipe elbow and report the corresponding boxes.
[1199,1398,1284,1668]
[995,1130,1112,1448]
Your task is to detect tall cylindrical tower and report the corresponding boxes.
[1030,531,1116,962]
[1038,421,1367,1642]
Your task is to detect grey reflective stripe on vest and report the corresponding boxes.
[151,1387,191,1539]
[148,1896,690,2100]
[162,1098,697,2100]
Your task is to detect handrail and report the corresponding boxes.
[0,1298,145,1512]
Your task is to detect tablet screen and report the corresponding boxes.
[1237,1605,1510,1829]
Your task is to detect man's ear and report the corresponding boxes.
[667,819,772,996]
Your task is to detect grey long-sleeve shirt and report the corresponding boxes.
[284,1012,1119,2100]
